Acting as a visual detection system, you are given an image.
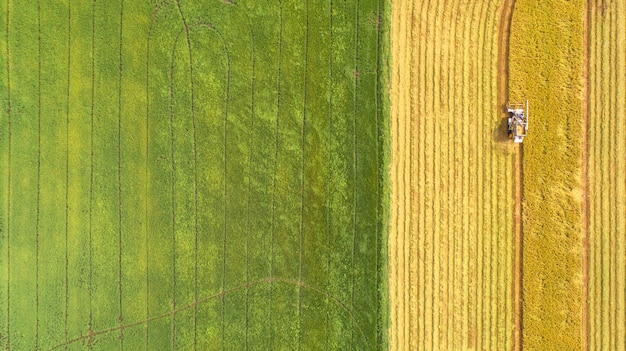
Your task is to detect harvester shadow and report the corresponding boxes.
[494,112,511,143]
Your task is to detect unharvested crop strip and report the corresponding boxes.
[65,3,71,348]
[298,2,309,349]
[49,277,369,351]
[269,3,283,348]
[116,1,125,348]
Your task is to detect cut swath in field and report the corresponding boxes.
[389,1,514,349]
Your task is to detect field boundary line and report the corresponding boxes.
[298,1,309,350]
[269,3,283,348]
[48,277,370,351]
[581,0,590,349]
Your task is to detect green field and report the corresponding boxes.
[0,0,388,350]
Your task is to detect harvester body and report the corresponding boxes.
[507,100,528,143]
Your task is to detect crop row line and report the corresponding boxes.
[440,1,453,346]
[168,27,183,351]
[298,0,309,350]
[240,4,255,348]
[325,1,333,350]
[351,0,360,348]
[116,1,125,349]
[4,0,12,348]
[88,0,96,349]
[64,2,72,349]
[35,0,42,349]
[269,2,283,349]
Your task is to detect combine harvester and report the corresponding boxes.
[507,100,529,143]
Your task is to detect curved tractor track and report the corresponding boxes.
[390,0,518,349]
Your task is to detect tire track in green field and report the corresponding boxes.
[325,2,333,349]
[64,3,71,348]
[35,1,42,349]
[374,0,382,348]
[269,2,283,349]
[89,1,96,348]
[50,277,368,351]
[4,0,11,348]
[241,9,255,349]
[351,0,360,348]
[298,1,309,350]
[115,1,125,348]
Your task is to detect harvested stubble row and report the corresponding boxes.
[588,0,626,350]
[389,0,514,349]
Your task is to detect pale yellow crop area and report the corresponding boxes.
[389,1,516,349]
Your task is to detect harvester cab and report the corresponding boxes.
[507,100,528,143]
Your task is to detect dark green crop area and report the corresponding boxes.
[0,0,389,350]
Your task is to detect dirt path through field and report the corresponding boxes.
[496,1,522,350]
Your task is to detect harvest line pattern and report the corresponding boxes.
[588,1,626,349]
[389,1,514,349]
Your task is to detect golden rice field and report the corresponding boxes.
[389,1,517,349]
[588,0,626,350]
